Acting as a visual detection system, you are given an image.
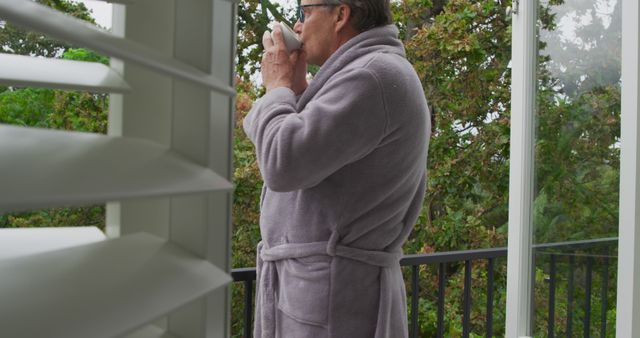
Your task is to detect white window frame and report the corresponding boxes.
[107,1,238,336]
[616,0,640,336]
[505,0,537,336]
[507,0,639,337]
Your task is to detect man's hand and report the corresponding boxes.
[262,25,308,95]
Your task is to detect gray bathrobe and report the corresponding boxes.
[243,25,430,338]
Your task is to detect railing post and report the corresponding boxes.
[411,265,419,338]
[437,263,446,338]
[584,256,594,338]
[600,256,609,337]
[548,254,556,338]
[486,258,494,338]
[567,255,575,337]
[244,279,253,338]
[463,260,472,338]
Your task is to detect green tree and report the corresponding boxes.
[534,0,621,243]
[401,0,514,254]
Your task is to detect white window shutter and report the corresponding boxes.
[0,0,237,337]
[0,0,234,95]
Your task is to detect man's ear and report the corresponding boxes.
[334,4,351,33]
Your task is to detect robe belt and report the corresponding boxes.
[255,231,402,338]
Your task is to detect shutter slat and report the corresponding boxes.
[0,53,130,93]
[0,125,233,214]
[0,227,106,260]
[123,324,179,338]
[0,233,231,338]
[0,0,235,96]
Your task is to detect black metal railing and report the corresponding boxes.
[534,237,617,338]
[231,237,617,338]
[400,246,506,338]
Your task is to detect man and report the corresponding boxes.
[242,0,430,336]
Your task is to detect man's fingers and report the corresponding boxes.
[262,50,274,64]
[262,30,274,49]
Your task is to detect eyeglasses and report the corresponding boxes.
[297,3,339,23]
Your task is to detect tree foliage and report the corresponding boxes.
[534,0,620,245]
[0,0,96,57]
[399,0,515,257]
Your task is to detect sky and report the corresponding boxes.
[74,0,112,29]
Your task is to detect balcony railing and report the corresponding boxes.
[231,238,617,338]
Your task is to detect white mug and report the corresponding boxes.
[271,22,301,52]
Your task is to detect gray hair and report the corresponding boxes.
[327,0,393,32]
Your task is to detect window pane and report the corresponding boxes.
[534,0,620,336]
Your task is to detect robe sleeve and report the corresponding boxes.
[243,67,388,192]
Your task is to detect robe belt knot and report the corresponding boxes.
[326,231,339,256]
